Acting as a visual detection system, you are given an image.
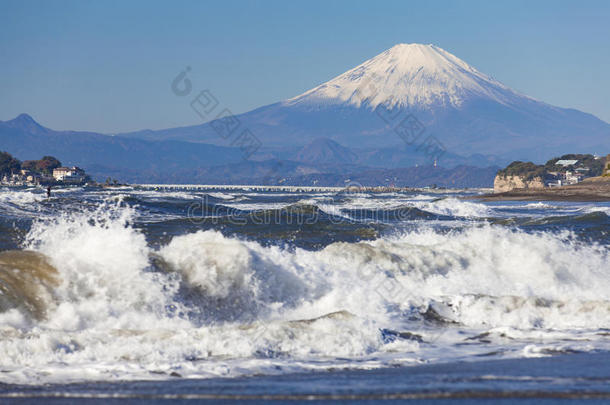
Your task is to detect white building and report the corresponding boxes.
[564,171,584,185]
[52,167,86,183]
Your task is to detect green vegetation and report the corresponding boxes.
[496,161,545,181]
[0,151,64,179]
[0,151,21,176]
[1,151,95,185]
[497,154,605,180]
[22,156,62,175]
[543,154,604,176]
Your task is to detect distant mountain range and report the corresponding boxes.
[1,43,608,186]
[0,113,495,186]
[0,113,243,176]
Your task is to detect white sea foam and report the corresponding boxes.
[0,202,608,384]
[0,189,49,218]
[331,196,491,219]
[127,190,202,200]
[411,197,492,218]
[24,203,183,331]
[581,205,610,215]
[223,202,290,211]
[207,192,236,200]
[523,202,555,209]
[0,189,45,205]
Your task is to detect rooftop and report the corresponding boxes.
[556,160,579,167]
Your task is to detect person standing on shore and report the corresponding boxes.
[46,185,52,198]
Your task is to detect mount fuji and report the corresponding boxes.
[124,43,609,164]
[3,44,609,184]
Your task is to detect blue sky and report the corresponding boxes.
[1,0,609,133]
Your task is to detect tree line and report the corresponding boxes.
[0,151,62,176]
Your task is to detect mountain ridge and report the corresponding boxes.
[0,114,244,174]
[0,113,499,186]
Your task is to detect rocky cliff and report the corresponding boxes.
[493,175,545,193]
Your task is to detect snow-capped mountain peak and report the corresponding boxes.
[117,42,608,162]
[286,43,520,109]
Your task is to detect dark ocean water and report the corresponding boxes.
[0,185,608,402]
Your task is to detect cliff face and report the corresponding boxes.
[493,175,545,193]
[604,155,610,176]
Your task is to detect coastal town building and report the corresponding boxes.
[1,166,88,186]
[545,170,587,187]
[1,173,24,186]
[494,154,606,193]
[52,167,86,183]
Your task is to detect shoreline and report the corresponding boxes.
[1,351,609,402]
[470,177,610,202]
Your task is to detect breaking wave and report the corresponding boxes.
[0,200,608,383]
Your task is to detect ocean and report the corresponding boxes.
[0,185,609,403]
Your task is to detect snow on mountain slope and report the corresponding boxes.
[286,43,528,109]
[119,43,609,163]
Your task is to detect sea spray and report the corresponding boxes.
[23,201,183,331]
[0,189,608,383]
